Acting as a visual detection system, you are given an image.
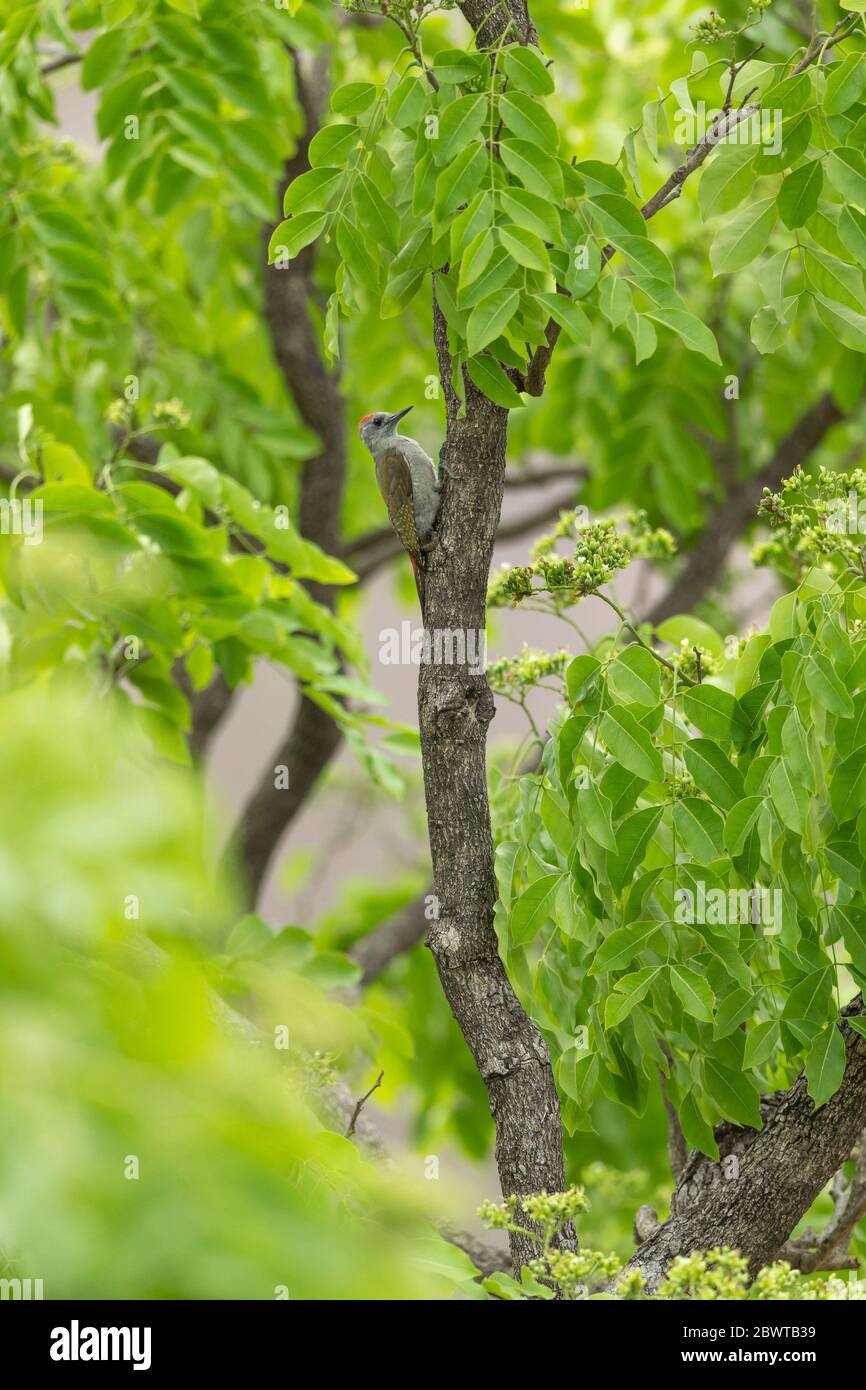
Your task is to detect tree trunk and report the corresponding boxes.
[419,293,571,1274]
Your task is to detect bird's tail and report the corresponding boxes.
[410,555,427,622]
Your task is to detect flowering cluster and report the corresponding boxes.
[488,512,674,611]
[666,770,698,800]
[486,647,570,697]
[657,1247,750,1299]
[154,398,192,429]
[691,10,733,43]
[672,640,719,682]
[756,466,866,576]
[105,398,133,427]
[478,1192,866,1299]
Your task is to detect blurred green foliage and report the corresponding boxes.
[0,685,469,1298]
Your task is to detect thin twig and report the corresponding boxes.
[346,1069,384,1137]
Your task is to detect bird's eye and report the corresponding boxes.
[374,415,385,426]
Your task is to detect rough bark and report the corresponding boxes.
[419,290,572,1275]
[622,1002,866,1290]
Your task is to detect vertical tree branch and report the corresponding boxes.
[419,289,572,1274]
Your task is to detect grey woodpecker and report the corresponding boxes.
[358,406,440,614]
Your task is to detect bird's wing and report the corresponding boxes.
[375,447,421,563]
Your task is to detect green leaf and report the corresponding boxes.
[466,287,520,355]
[82,28,130,91]
[331,82,377,116]
[825,148,866,206]
[499,187,562,244]
[498,92,558,150]
[825,53,866,115]
[604,967,659,1028]
[830,750,866,823]
[703,1058,762,1128]
[458,229,495,292]
[782,970,834,1042]
[590,193,647,240]
[431,50,482,84]
[761,72,810,120]
[805,1025,846,1107]
[699,143,756,220]
[670,964,715,1023]
[768,757,808,834]
[839,206,866,268]
[499,224,550,273]
[510,873,563,947]
[804,651,854,717]
[778,160,823,229]
[283,167,343,216]
[751,299,797,355]
[709,197,777,274]
[353,175,400,255]
[608,646,660,707]
[434,95,487,165]
[388,74,428,130]
[336,216,379,290]
[308,124,360,169]
[434,144,487,221]
[589,920,664,975]
[502,44,555,96]
[498,140,564,200]
[743,1019,779,1070]
[644,306,721,364]
[714,988,756,1039]
[673,798,724,861]
[682,740,745,811]
[682,685,748,741]
[566,654,601,708]
[534,291,591,344]
[600,706,664,782]
[723,796,764,856]
[815,295,866,352]
[678,1091,719,1160]
[466,355,524,409]
[576,782,618,852]
[268,212,327,263]
[805,247,866,312]
[608,235,675,284]
[457,246,515,309]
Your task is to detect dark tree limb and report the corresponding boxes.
[230,49,349,901]
[620,1002,866,1291]
[351,892,431,986]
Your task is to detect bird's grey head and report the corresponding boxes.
[358,407,413,456]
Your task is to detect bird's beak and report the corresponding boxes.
[387,406,413,429]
